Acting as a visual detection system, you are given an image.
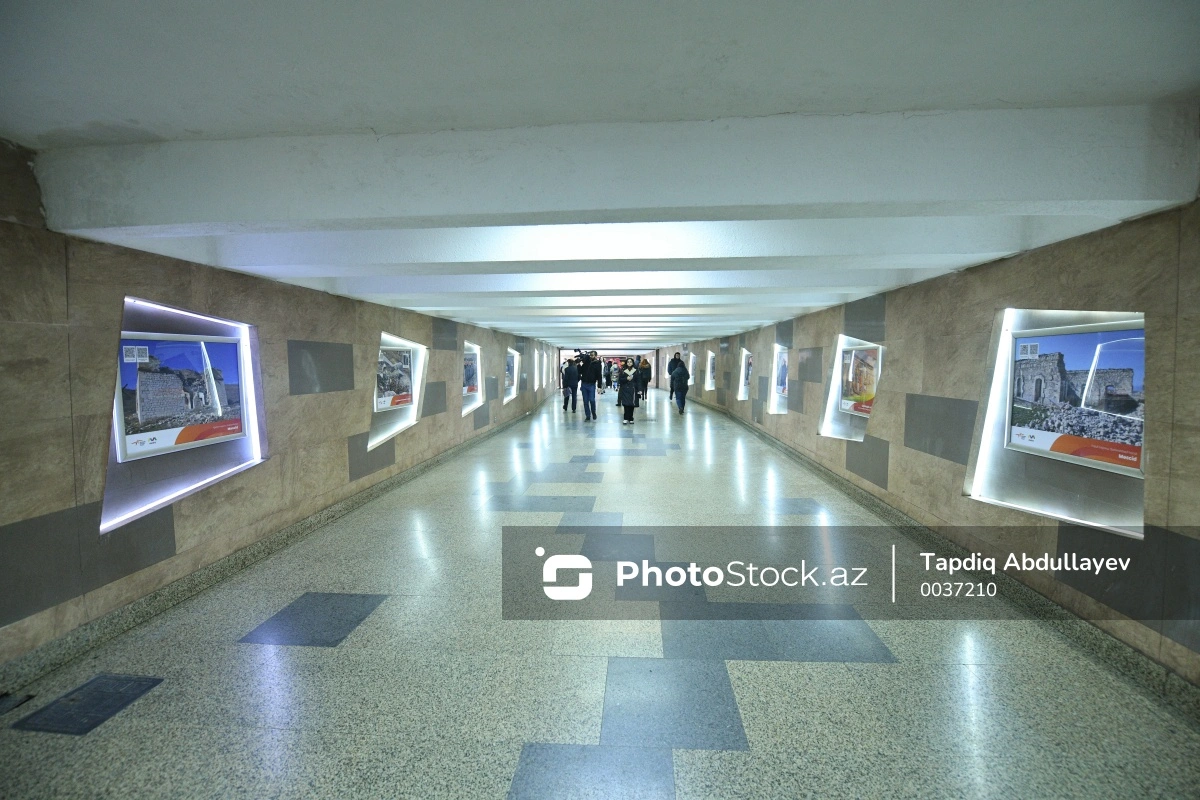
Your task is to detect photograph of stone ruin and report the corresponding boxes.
[376,348,412,406]
[121,347,242,436]
[1011,339,1144,447]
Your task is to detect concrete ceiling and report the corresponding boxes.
[5,2,1200,349]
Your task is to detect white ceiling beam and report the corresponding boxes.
[39,105,1198,237]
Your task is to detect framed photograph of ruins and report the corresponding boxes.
[114,332,246,462]
[838,344,881,417]
[1005,320,1144,477]
[375,346,413,411]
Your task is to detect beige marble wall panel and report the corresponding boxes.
[172,454,286,554]
[0,222,66,324]
[864,388,904,446]
[279,437,349,510]
[269,390,366,454]
[0,416,76,526]
[255,334,292,409]
[877,337,923,396]
[71,412,111,506]
[1160,635,1200,686]
[67,240,198,330]
[0,596,89,665]
[919,331,992,401]
[1170,202,1199,531]
[0,322,69,422]
[67,324,121,417]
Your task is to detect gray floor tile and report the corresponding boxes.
[661,616,897,662]
[560,512,624,527]
[601,658,748,750]
[239,592,388,646]
[508,743,675,799]
[580,532,656,562]
[12,674,162,736]
[485,496,597,512]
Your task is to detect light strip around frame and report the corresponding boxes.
[100,298,265,532]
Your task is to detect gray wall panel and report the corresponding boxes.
[82,506,175,591]
[1057,523,1165,623]
[751,399,764,424]
[287,340,355,395]
[787,383,805,414]
[795,347,824,383]
[1163,529,1200,650]
[423,381,447,416]
[0,504,90,626]
[485,375,499,400]
[347,432,395,482]
[717,388,727,405]
[473,402,491,430]
[431,318,458,351]
[846,434,890,490]
[844,295,886,342]
[903,394,978,465]
[776,322,794,348]
[757,375,770,402]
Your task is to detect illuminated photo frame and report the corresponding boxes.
[768,343,788,414]
[114,332,247,463]
[737,348,752,401]
[375,346,414,411]
[462,340,484,415]
[504,348,521,403]
[1005,320,1144,478]
[705,351,716,391]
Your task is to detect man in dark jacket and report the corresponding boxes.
[670,360,691,414]
[579,351,602,421]
[562,358,580,412]
[666,352,683,400]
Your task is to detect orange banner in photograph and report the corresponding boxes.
[1048,435,1141,470]
[175,419,243,444]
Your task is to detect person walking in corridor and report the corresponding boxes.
[670,357,691,414]
[562,357,580,413]
[638,357,652,401]
[579,350,601,421]
[618,358,640,424]
[666,352,683,401]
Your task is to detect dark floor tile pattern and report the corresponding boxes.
[661,616,897,662]
[239,592,388,647]
[12,674,161,735]
[772,497,824,515]
[485,496,597,512]
[614,563,708,603]
[580,532,656,562]
[601,658,749,750]
[559,512,623,528]
[508,744,675,799]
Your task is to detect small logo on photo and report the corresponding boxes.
[537,546,592,600]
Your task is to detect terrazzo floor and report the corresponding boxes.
[2,390,1199,798]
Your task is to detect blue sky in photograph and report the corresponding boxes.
[1016,330,1143,391]
[119,339,241,390]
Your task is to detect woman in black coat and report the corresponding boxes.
[638,358,652,400]
[617,358,641,424]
